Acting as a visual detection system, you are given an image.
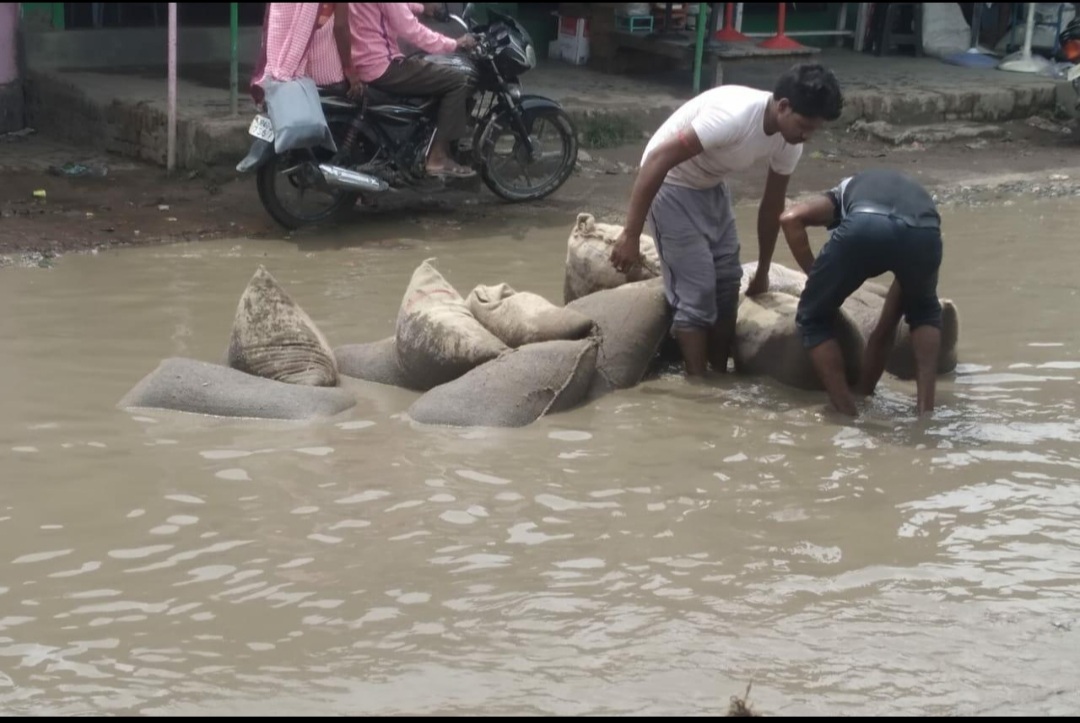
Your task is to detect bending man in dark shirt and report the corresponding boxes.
[755,168,944,416]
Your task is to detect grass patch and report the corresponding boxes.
[578,114,642,150]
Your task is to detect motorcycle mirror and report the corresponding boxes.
[461,2,477,28]
[448,13,469,32]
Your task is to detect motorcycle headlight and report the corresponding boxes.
[525,43,536,69]
[507,83,523,100]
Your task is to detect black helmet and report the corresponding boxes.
[1059,16,1080,45]
[1061,16,1080,61]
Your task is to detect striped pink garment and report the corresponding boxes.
[260,3,343,88]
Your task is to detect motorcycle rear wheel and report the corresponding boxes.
[255,149,358,231]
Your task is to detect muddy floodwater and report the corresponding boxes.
[1,200,1079,716]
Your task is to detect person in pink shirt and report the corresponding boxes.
[334,2,478,178]
[251,3,348,106]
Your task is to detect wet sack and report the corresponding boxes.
[466,283,594,348]
[734,291,864,391]
[226,266,339,387]
[407,339,598,428]
[567,278,672,395]
[395,259,509,390]
[334,337,414,389]
[120,357,356,420]
[564,213,662,304]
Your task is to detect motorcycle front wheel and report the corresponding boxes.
[477,105,578,202]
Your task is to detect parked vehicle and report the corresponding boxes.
[1059,17,1080,136]
[238,4,579,230]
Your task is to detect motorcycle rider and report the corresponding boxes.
[251,3,346,105]
[334,2,478,179]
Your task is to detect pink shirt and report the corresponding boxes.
[347,2,457,84]
[259,3,343,88]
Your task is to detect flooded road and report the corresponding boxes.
[1,200,1079,716]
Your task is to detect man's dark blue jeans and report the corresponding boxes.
[796,211,943,350]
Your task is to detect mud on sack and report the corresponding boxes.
[408,339,599,428]
[734,291,864,392]
[567,278,672,395]
[395,259,509,390]
[226,266,339,386]
[466,283,594,348]
[564,213,662,304]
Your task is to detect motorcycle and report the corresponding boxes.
[1061,17,1080,137]
[238,4,579,230]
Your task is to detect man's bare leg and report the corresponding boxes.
[911,325,941,415]
[857,279,904,397]
[674,328,710,377]
[809,339,858,416]
[707,315,737,374]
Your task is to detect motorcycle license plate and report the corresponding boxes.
[1068,64,1080,82]
[249,114,275,142]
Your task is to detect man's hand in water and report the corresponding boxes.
[610,230,642,274]
[745,269,769,296]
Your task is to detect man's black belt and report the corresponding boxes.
[848,201,941,229]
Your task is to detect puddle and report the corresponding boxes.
[0,201,1079,715]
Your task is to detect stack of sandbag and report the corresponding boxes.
[738,261,961,379]
[334,258,603,428]
[564,212,662,303]
[120,266,356,420]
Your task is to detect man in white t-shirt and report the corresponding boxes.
[610,64,843,377]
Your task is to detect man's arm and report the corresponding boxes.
[745,169,790,295]
[383,1,458,54]
[610,128,705,273]
[857,278,903,397]
[333,4,359,86]
[777,194,837,275]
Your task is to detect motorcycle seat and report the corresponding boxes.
[317,81,352,98]
[317,81,435,109]
[362,85,436,109]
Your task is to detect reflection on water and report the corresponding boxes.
[1,201,1079,715]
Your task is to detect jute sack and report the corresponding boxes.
[733,291,864,391]
[226,265,338,387]
[564,213,661,304]
[394,259,509,390]
[466,283,594,348]
[407,339,599,428]
[334,337,414,389]
[120,357,356,420]
[566,278,672,395]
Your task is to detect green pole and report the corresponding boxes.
[692,3,708,94]
[229,2,238,115]
[52,2,64,30]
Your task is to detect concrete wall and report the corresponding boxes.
[0,2,23,133]
[24,70,250,170]
[25,26,263,70]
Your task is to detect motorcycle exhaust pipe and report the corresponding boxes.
[318,164,389,193]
